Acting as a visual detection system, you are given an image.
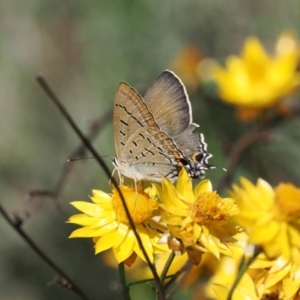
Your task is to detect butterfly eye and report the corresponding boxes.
[192,152,204,163]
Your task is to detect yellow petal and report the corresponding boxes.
[176,169,194,200]
[69,227,98,238]
[160,203,188,217]
[70,201,109,217]
[95,229,120,253]
[205,235,221,260]
[89,197,112,210]
[67,214,103,226]
[161,178,188,208]
[242,37,270,72]
[249,220,280,244]
[114,230,135,263]
[111,223,129,247]
[89,212,116,228]
[69,222,117,238]
[194,180,212,198]
[256,178,275,207]
[199,227,220,259]
[133,225,154,262]
[160,214,183,225]
[264,260,290,289]
[91,189,112,203]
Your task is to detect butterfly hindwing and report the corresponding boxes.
[144,70,212,168]
[143,70,192,136]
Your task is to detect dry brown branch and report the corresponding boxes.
[25,107,113,211]
[0,204,90,300]
[217,103,300,191]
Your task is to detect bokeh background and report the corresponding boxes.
[1,0,300,299]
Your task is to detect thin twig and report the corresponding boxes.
[163,272,182,299]
[26,110,113,211]
[54,110,112,201]
[164,261,192,299]
[0,204,90,300]
[217,127,270,190]
[217,104,300,191]
[35,74,165,300]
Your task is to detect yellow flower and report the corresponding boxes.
[68,185,167,265]
[206,256,258,300]
[170,45,204,92]
[138,251,219,286]
[213,33,300,120]
[230,178,300,268]
[155,169,241,262]
[102,247,219,292]
[254,255,300,300]
[206,252,294,300]
[205,235,300,299]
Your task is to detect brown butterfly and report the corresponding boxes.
[112,70,215,183]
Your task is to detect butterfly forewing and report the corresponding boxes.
[122,127,184,181]
[114,82,159,160]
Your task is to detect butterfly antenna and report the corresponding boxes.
[67,157,94,162]
[213,165,227,172]
[207,164,227,172]
[67,154,112,162]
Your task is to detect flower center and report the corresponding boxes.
[191,191,233,225]
[111,186,157,225]
[275,183,300,219]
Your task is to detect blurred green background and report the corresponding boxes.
[1,0,300,299]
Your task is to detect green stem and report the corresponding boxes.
[118,263,131,300]
[160,251,176,285]
[227,247,261,300]
[128,274,175,287]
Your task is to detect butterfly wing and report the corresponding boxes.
[143,70,192,136]
[171,125,213,176]
[120,127,185,182]
[114,82,159,161]
[113,82,185,182]
[144,70,212,171]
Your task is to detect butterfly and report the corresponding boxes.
[112,70,215,183]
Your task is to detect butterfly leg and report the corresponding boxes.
[134,178,138,203]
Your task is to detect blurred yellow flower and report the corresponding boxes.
[206,252,299,300]
[170,45,204,92]
[206,256,258,300]
[68,185,167,265]
[213,33,300,121]
[230,178,300,269]
[254,255,300,300]
[102,246,220,293]
[155,169,241,263]
[142,251,219,287]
